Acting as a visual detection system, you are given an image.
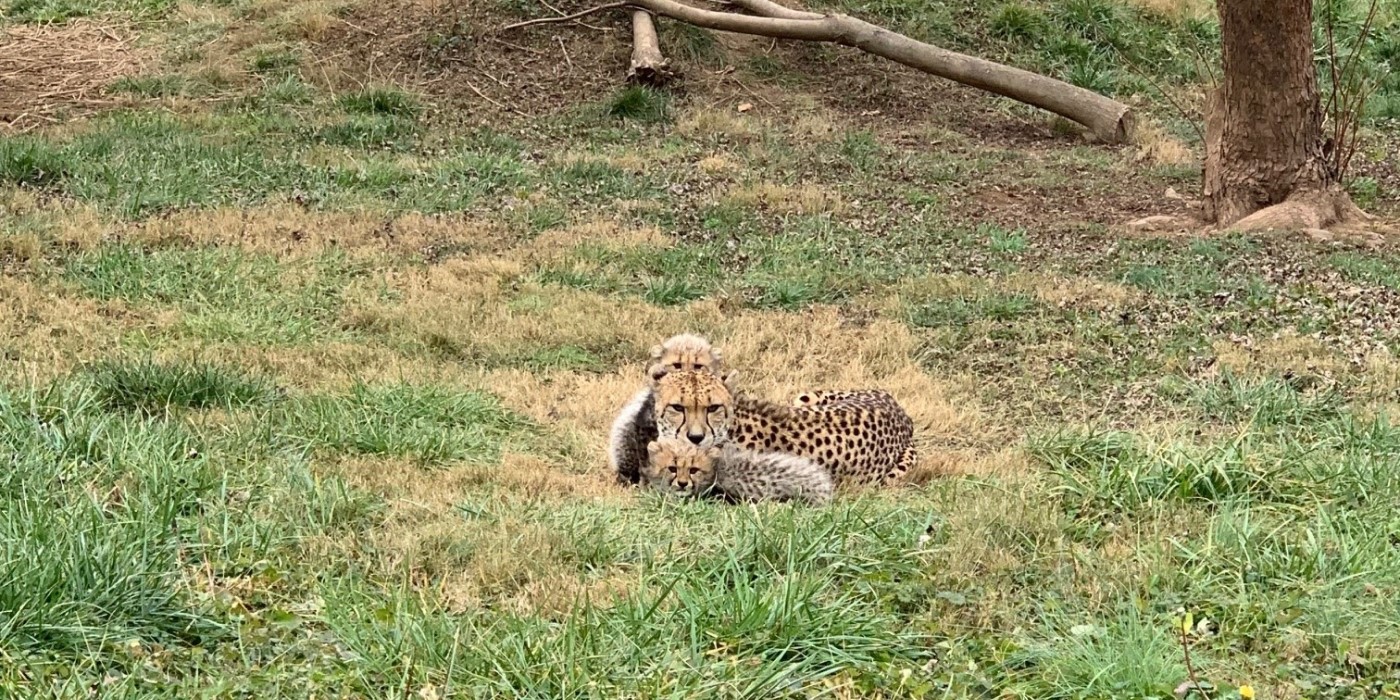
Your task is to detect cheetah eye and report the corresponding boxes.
[706,404,723,413]
[668,404,684,413]
[672,362,683,369]
[667,465,677,474]
[688,467,700,476]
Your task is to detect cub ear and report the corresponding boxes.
[648,344,664,361]
[721,370,740,391]
[646,441,662,455]
[703,445,722,458]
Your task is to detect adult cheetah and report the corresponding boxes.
[652,370,916,486]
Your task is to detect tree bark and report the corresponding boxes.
[506,0,1135,143]
[1205,0,1334,227]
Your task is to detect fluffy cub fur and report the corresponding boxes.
[644,437,833,506]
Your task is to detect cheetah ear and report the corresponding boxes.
[721,370,740,392]
[646,441,662,455]
[704,445,722,458]
[648,343,664,361]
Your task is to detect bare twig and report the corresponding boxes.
[1179,616,1202,698]
[488,36,549,55]
[1323,4,1340,127]
[1324,0,1382,182]
[1109,43,1204,146]
[730,77,776,107]
[556,36,575,71]
[539,0,613,30]
[503,2,631,30]
[464,79,530,116]
[727,0,820,20]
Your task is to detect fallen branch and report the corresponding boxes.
[503,0,1134,142]
[628,10,675,86]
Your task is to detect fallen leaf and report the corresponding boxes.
[737,103,752,113]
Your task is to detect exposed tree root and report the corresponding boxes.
[1225,187,1364,232]
[504,0,1135,143]
[1125,187,1394,243]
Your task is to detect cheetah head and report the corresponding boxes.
[644,438,719,496]
[652,370,733,448]
[648,333,724,383]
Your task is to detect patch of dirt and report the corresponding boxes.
[314,0,1191,234]
[0,21,153,133]
[319,0,1109,145]
[316,0,633,121]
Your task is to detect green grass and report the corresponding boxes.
[339,86,422,119]
[0,109,530,216]
[87,357,281,413]
[607,86,671,123]
[63,245,355,344]
[1,0,173,22]
[107,74,193,98]
[276,383,535,463]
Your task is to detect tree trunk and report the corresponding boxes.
[1204,0,1333,227]
[628,10,674,86]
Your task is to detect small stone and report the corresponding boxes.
[1126,215,1187,232]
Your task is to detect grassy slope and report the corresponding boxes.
[3,0,1400,697]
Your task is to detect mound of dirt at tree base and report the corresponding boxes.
[315,0,1093,145]
[316,0,640,122]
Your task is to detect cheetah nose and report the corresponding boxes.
[687,433,704,445]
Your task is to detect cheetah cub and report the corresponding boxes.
[644,437,833,506]
[608,333,732,485]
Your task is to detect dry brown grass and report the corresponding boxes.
[697,155,740,176]
[514,220,671,265]
[1212,331,1400,404]
[1009,272,1143,311]
[675,107,761,143]
[1212,332,1348,378]
[266,0,350,41]
[724,182,848,216]
[0,278,138,382]
[886,273,1142,314]
[125,206,510,259]
[0,21,153,132]
[1132,119,1195,168]
[1120,0,1215,20]
[330,453,631,614]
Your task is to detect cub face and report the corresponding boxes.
[644,438,719,495]
[648,333,724,382]
[652,370,733,448]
